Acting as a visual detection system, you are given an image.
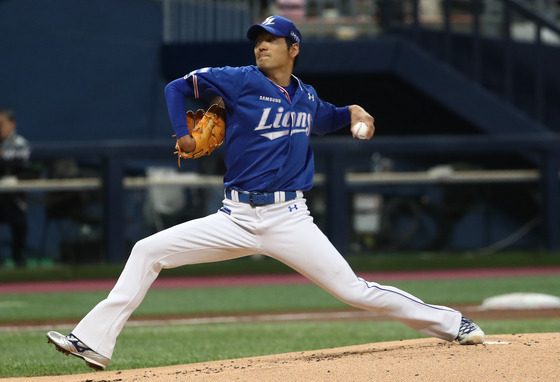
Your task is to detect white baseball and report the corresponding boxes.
[352,121,368,139]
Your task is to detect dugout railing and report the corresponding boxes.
[7,134,558,263]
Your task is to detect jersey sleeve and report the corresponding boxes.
[312,98,351,136]
[305,85,350,135]
[164,66,246,138]
[185,66,244,106]
[164,78,195,138]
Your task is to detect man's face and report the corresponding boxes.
[0,113,15,140]
[254,31,296,72]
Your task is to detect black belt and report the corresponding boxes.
[225,189,298,206]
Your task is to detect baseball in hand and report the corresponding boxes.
[352,121,368,139]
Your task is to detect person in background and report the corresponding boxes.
[0,108,31,268]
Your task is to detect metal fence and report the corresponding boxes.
[159,0,560,43]
[161,0,253,43]
[394,0,560,125]
[160,0,381,43]
[23,134,560,262]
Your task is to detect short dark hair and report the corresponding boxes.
[0,108,15,122]
[285,37,299,68]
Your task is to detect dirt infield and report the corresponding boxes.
[3,333,558,382]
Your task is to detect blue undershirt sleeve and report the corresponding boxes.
[164,78,196,138]
[332,106,351,129]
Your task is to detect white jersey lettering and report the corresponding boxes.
[272,107,284,128]
[254,106,312,140]
[254,108,273,131]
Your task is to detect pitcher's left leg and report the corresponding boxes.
[261,199,461,341]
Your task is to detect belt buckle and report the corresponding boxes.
[249,192,264,207]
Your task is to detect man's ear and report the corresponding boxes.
[290,43,300,59]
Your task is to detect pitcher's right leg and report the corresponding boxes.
[69,209,256,361]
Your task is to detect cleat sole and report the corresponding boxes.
[47,334,106,371]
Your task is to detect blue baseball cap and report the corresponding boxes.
[247,15,302,45]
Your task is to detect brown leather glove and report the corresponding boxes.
[174,103,226,165]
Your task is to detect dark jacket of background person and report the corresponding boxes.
[0,108,31,267]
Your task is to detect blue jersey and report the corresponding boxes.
[165,65,350,192]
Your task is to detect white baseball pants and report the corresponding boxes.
[73,196,461,359]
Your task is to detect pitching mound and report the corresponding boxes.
[4,333,558,381]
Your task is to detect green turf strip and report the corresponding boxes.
[0,275,558,323]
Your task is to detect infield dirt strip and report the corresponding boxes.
[3,333,558,382]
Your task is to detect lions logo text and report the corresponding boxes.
[254,107,311,140]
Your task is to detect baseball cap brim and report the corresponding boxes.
[247,24,284,41]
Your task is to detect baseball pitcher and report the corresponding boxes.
[47,15,484,371]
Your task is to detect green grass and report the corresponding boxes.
[1,319,559,378]
[1,275,558,324]
[0,252,559,378]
